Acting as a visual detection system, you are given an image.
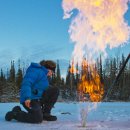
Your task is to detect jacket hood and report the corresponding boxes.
[30,62,48,74]
[31,63,41,68]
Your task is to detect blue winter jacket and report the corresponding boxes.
[20,63,49,104]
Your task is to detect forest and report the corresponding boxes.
[0,54,130,102]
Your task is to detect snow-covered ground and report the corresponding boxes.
[0,102,130,130]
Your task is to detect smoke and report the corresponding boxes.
[62,0,130,64]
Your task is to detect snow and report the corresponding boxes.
[0,102,130,130]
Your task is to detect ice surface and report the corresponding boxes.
[0,102,130,130]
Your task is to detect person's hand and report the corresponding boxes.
[25,99,31,108]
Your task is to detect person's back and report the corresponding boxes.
[20,62,49,104]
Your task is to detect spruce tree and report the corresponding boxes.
[16,60,23,90]
[56,60,61,80]
[6,68,9,81]
[7,60,17,101]
[120,54,129,100]
[0,68,7,101]
[75,63,79,87]
[0,69,4,81]
[56,60,61,86]
[9,60,15,82]
[66,64,71,89]
[99,55,103,83]
[0,69,4,95]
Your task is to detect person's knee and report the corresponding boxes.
[31,106,43,123]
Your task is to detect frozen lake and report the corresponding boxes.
[0,102,130,130]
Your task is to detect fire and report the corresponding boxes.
[69,59,104,102]
[69,60,78,73]
[78,59,104,102]
[92,0,103,7]
[62,0,130,64]
[69,60,75,73]
[62,0,130,101]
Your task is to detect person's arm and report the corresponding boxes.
[20,69,38,107]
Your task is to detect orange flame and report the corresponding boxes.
[78,59,104,102]
[69,60,78,74]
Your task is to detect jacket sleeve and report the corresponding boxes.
[20,68,38,101]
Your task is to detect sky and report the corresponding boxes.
[0,0,72,59]
[0,0,72,75]
[0,0,130,76]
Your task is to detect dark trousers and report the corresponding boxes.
[15,87,59,123]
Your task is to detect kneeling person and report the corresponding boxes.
[5,60,59,123]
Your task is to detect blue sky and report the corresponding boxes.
[0,0,130,76]
[0,0,73,73]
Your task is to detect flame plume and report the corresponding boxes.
[62,0,130,63]
[62,0,130,101]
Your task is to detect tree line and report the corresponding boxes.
[0,54,130,102]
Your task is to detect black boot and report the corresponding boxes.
[5,106,21,121]
[41,87,59,121]
[12,106,21,112]
[42,104,57,121]
[5,111,15,121]
[43,113,57,121]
